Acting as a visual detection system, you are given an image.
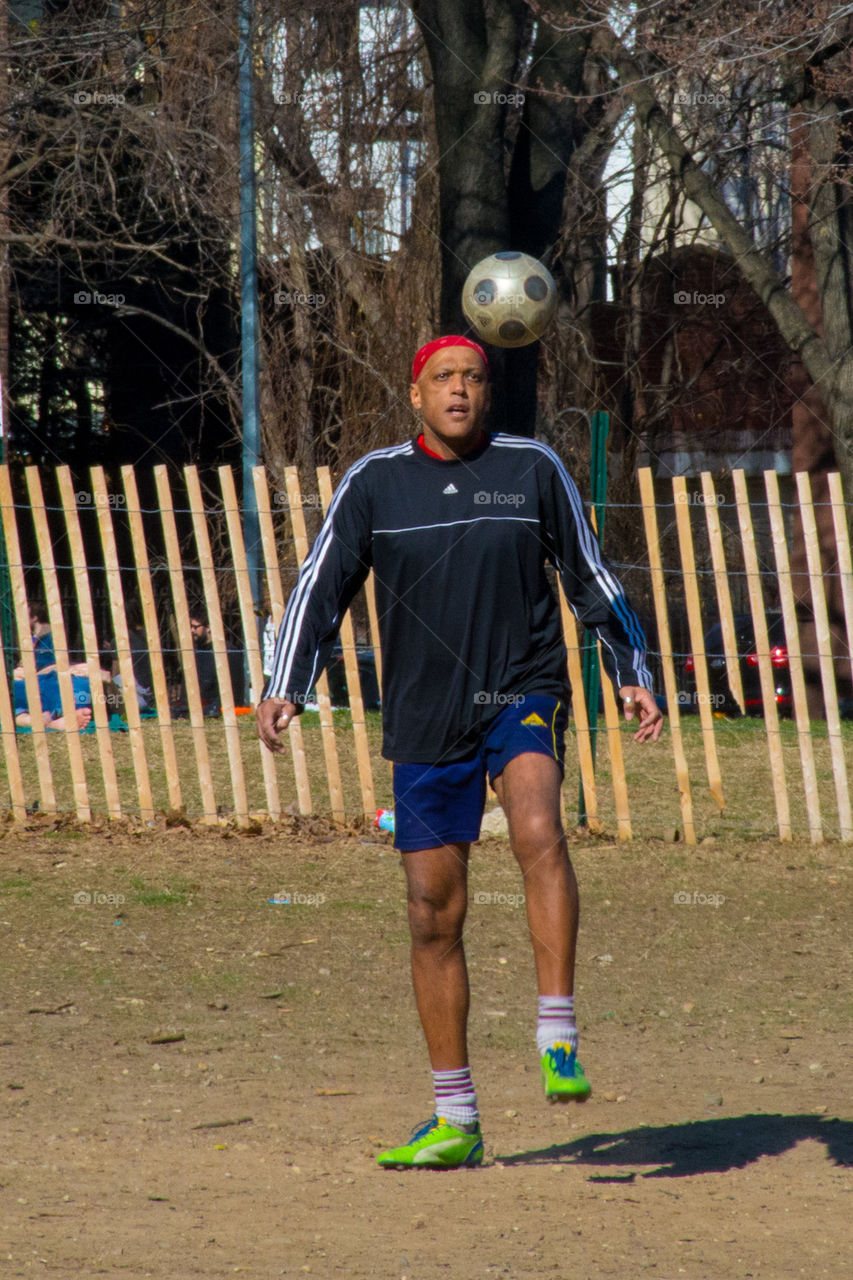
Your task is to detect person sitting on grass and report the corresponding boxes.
[12,602,56,679]
[14,663,117,732]
[14,670,93,731]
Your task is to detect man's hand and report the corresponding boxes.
[618,686,664,743]
[257,697,298,754]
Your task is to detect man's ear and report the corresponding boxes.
[410,383,421,411]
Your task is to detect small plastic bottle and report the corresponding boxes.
[375,808,395,834]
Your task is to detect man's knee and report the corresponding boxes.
[407,880,468,946]
[508,809,566,864]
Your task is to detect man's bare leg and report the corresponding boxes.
[400,842,471,1070]
[492,753,577,995]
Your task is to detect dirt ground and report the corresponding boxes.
[1,818,851,1279]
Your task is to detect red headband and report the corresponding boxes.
[411,335,489,384]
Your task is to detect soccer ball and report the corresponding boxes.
[462,251,557,348]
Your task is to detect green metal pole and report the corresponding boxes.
[578,411,609,827]
[0,373,15,682]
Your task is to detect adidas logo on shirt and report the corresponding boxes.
[443,483,458,494]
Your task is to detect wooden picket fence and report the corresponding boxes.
[0,462,850,842]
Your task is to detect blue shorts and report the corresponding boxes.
[392,694,567,852]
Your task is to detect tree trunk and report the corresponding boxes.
[413,0,593,434]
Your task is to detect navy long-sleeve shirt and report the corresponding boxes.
[263,433,652,764]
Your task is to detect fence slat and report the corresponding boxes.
[219,466,280,820]
[599,650,632,840]
[827,472,853,691]
[0,466,55,810]
[120,466,183,814]
[796,472,852,841]
[732,470,791,840]
[638,468,695,844]
[558,592,601,831]
[701,473,745,714]
[764,470,822,843]
[0,517,26,815]
[285,467,345,822]
[672,476,725,811]
[91,468,154,822]
[184,466,249,826]
[253,465,312,814]
[25,468,91,821]
[57,468,121,818]
[317,467,375,818]
[154,466,218,822]
[0,648,26,819]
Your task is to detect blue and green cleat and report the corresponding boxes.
[541,1042,592,1102]
[376,1115,484,1169]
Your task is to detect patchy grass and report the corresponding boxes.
[5,708,853,842]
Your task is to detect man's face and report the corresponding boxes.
[410,346,490,456]
[190,618,210,644]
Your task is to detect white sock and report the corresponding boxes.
[537,994,578,1056]
[433,1066,478,1127]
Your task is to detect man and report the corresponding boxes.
[189,609,221,717]
[258,335,662,1170]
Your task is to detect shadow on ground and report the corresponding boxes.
[499,1114,852,1177]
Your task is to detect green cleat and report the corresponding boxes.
[541,1042,592,1103]
[376,1115,484,1169]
